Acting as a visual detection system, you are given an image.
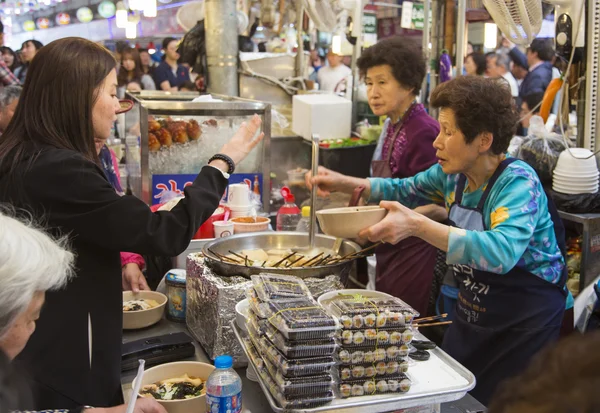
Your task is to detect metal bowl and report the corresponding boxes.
[202,232,360,283]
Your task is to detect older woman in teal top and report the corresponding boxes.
[309,76,568,405]
[367,158,564,281]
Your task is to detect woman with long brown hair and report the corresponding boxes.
[0,37,263,410]
[117,47,155,93]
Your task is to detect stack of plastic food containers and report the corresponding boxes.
[245,274,339,409]
[327,296,418,398]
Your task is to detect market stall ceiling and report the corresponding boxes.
[0,0,173,15]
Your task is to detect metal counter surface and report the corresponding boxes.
[121,318,486,413]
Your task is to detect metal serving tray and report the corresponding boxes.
[232,321,475,413]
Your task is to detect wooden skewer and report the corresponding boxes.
[244,255,249,267]
[320,257,333,266]
[223,256,242,264]
[286,256,305,268]
[348,242,384,258]
[414,321,453,328]
[209,248,241,264]
[330,242,384,264]
[302,252,324,266]
[414,313,448,324]
[273,252,296,268]
[229,250,247,260]
[311,254,331,267]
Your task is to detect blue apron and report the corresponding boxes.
[441,158,567,405]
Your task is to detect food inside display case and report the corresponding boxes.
[145,114,262,175]
[123,94,270,207]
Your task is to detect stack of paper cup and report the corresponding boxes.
[228,183,253,218]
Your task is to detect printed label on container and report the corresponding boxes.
[206,392,242,413]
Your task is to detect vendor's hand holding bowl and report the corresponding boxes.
[215,114,264,166]
[359,201,422,244]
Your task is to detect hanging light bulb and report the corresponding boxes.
[143,0,156,18]
[116,1,127,28]
[125,21,137,39]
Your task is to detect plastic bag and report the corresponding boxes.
[271,109,290,130]
[548,190,600,213]
[516,116,568,185]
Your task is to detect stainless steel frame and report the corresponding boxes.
[127,90,202,101]
[125,93,271,211]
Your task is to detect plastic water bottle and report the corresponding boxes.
[276,187,301,231]
[206,355,243,413]
[295,206,311,232]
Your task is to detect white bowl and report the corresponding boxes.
[552,184,598,195]
[553,183,598,191]
[552,177,599,187]
[123,291,167,330]
[555,148,599,175]
[235,299,250,332]
[553,170,599,179]
[133,361,215,413]
[554,167,599,177]
[316,206,387,239]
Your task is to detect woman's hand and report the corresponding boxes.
[305,166,369,198]
[360,201,451,251]
[359,201,423,244]
[122,263,150,293]
[216,114,264,166]
[89,397,167,413]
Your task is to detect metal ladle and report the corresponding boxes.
[309,134,319,251]
[294,134,321,257]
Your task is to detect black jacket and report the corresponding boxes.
[0,146,227,409]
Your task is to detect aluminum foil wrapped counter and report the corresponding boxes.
[186,253,251,367]
[186,253,344,367]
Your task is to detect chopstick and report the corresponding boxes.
[414,321,453,328]
[127,360,146,413]
[414,313,448,324]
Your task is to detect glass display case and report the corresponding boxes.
[124,92,271,211]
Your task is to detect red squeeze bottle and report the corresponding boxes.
[276,186,301,231]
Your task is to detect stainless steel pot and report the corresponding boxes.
[202,232,360,283]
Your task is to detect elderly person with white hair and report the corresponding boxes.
[0,85,20,133]
[486,53,519,98]
[0,210,166,413]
